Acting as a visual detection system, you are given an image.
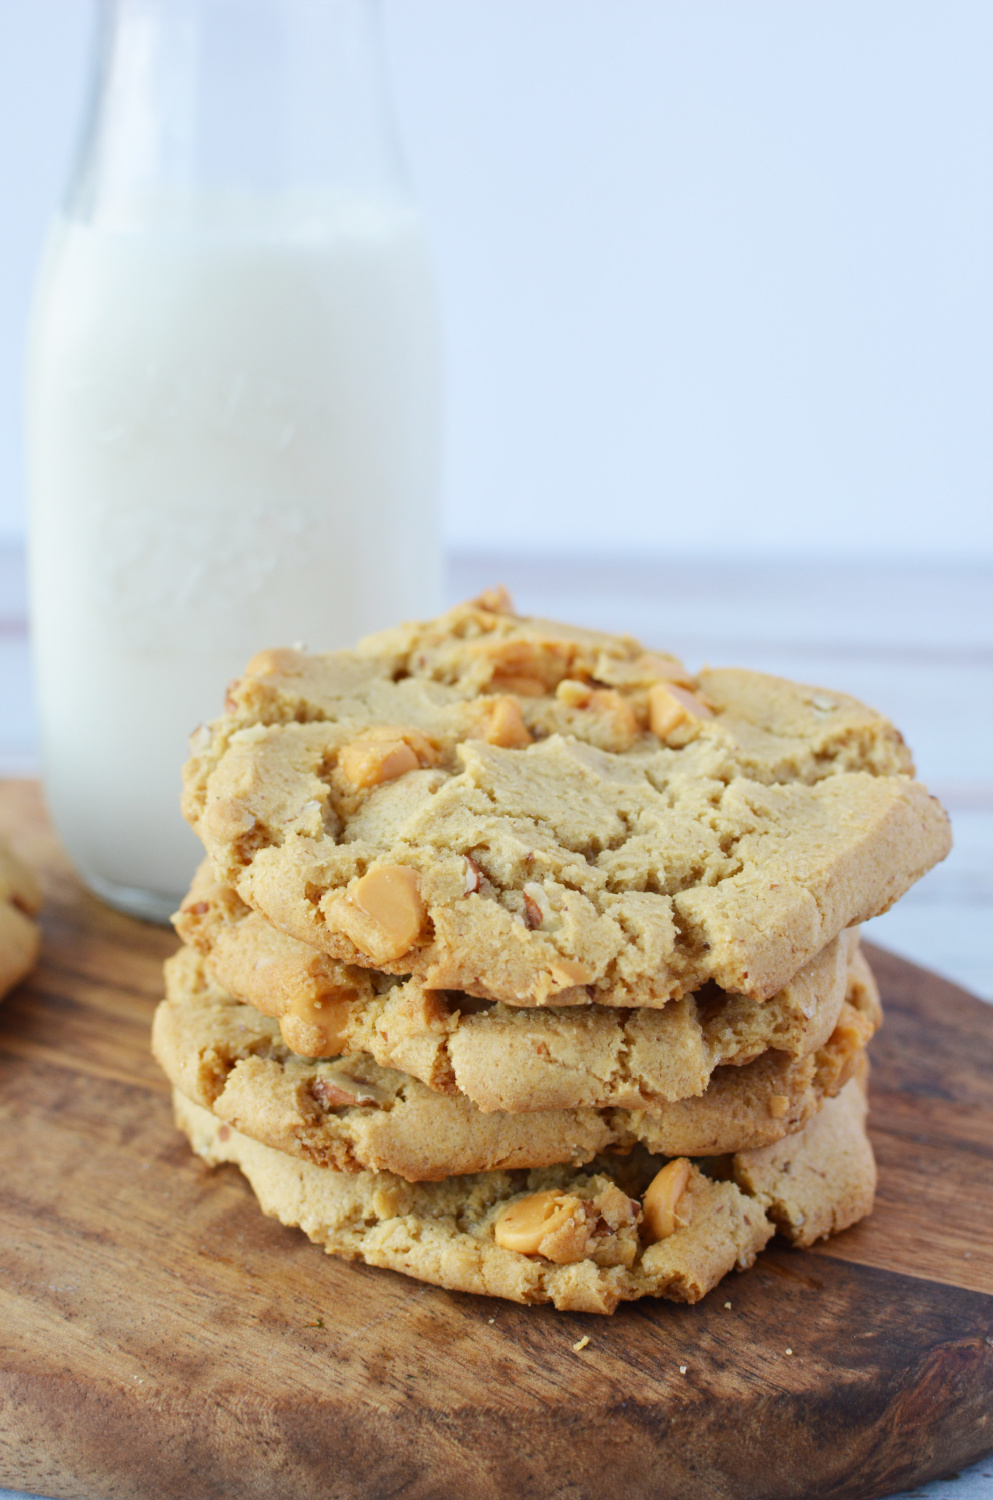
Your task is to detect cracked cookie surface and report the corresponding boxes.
[182,596,950,1007]
[174,1072,874,1314]
[176,864,862,1113]
[153,945,880,1181]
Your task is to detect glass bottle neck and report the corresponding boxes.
[68,0,408,230]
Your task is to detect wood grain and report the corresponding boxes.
[1,779,991,1500]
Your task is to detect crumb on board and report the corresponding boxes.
[679,1365,688,1375]
[573,1335,590,1353]
[785,1347,793,1356]
[724,1301,732,1309]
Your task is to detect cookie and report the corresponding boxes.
[176,864,861,1112]
[0,837,41,1001]
[174,1072,875,1314]
[182,594,950,1007]
[733,1063,876,1247]
[152,945,879,1181]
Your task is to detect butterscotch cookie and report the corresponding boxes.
[732,1064,876,1247]
[182,595,950,1007]
[174,1073,874,1314]
[152,945,879,1181]
[0,838,41,1001]
[176,865,861,1112]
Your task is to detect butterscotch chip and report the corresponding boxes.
[648,682,714,741]
[0,837,42,1002]
[555,679,594,708]
[183,599,948,1009]
[279,993,353,1058]
[338,732,421,789]
[634,652,696,688]
[474,697,533,749]
[172,1071,874,1313]
[491,673,547,697]
[589,688,639,739]
[152,945,879,1180]
[244,647,308,679]
[472,585,514,614]
[548,958,594,988]
[554,682,638,742]
[334,867,426,964]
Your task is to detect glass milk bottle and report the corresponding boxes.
[26,0,442,922]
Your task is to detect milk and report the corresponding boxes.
[26,197,442,918]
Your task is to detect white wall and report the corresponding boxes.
[2,0,991,558]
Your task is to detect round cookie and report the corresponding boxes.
[0,837,41,1001]
[175,864,862,1113]
[174,1072,875,1314]
[152,945,880,1181]
[183,594,949,1008]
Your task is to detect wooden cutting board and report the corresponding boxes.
[1,779,991,1500]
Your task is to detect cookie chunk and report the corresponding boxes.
[152,946,880,1181]
[176,864,861,1112]
[0,838,41,1001]
[174,1072,874,1314]
[182,595,950,1007]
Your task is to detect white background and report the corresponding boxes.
[1,0,992,559]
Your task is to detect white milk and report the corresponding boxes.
[26,197,442,918]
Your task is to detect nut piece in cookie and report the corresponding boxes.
[312,1068,391,1108]
[641,1158,692,1242]
[494,1184,640,1266]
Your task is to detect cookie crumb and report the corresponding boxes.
[573,1335,590,1353]
[679,1364,687,1375]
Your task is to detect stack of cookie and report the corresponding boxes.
[153,592,951,1313]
